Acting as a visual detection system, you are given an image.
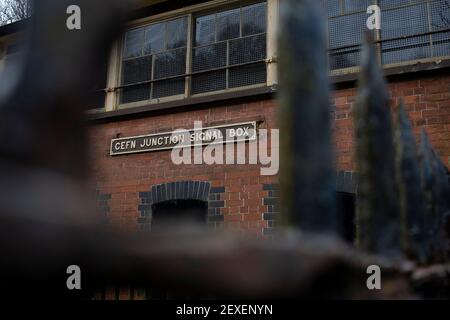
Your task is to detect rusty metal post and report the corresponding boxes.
[277,0,338,235]
[393,102,427,263]
[419,129,450,262]
[353,39,400,256]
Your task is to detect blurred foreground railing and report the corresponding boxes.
[0,0,448,300]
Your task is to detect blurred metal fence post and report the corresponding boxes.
[393,102,427,263]
[278,0,339,235]
[419,129,449,262]
[353,39,400,256]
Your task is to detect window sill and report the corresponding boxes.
[87,85,276,122]
[331,58,450,85]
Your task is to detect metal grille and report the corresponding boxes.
[120,17,188,104]
[191,70,226,94]
[217,8,240,41]
[167,17,188,49]
[330,47,361,70]
[327,11,366,69]
[242,2,267,36]
[122,56,152,84]
[431,0,450,57]
[229,62,266,88]
[379,0,421,9]
[118,3,269,104]
[154,49,186,79]
[195,14,216,46]
[153,79,185,99]
[192,2,267,95]
[343,0,372,12]
[192,43,227,72]
[321,0,450,72]
[328,12,367,49]
[380,3,430,64]
[121,84,151,104]
[320,0,340,17]
[143,23,165,55]
[382,36,431,64]
[123,28,144,59]
[229,34,266,65]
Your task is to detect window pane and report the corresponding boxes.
[382,36,431,64]
[192,70,226,94]
[192,2,267,93]
[379,0,420,10]
[123,28,144,58]
[328,12,367,49]
[121,16,189,104]
[153,79,185,98]
[433,31,450,57]
[122,56,152,84]
[242,2,266,36]
[324,0,448,71]
[229,62,266,88]
[229,34,266,65]
[217,8,240,41]
[381,3,429,39]
[319,0,340,17]
[195,14,216,46]
[343,0,372,13]
[154,48,186,79]
[167,17,188,49]
[121,84,151,104]
[381,3,431,64]
[192,42,227,72]
[431,0,450,57]
[431,0,450,30]
[330,47,361,70]
[143,23,164,55]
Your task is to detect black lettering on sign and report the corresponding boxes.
[110,121,257,156]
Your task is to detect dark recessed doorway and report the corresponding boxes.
[151,199,207,230]
[336,192,356,244]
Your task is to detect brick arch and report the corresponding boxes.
[151,181,211,204]
[138,181,226,229]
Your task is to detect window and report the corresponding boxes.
[320,0,450,73]
[192,2,267,94]
[120,16,188,104]
[118,1,268,107]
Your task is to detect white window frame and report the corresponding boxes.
[102,0,279,112]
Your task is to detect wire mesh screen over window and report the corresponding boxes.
[192,2,267,95]
[320,0,450,71]
[120,17,188,104]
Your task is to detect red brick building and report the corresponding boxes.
[1,0,449,241]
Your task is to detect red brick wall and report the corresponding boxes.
[332,73,450,172]
[88,99,279,237]
[88,73,450,236]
